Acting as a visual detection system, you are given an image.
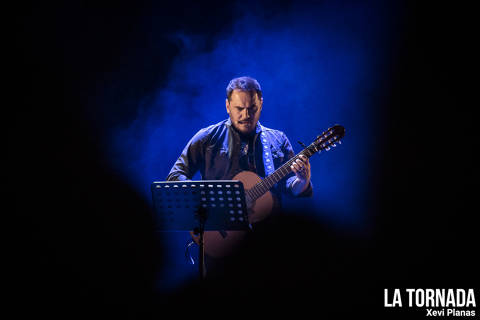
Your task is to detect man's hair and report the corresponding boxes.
[226,76,262,101]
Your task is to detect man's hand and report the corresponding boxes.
[290,154,311,195]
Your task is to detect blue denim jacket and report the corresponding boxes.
[166,119,312,200]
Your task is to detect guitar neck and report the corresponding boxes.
[246,124,345,201]
[247,144,316,201]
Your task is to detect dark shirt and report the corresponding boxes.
[166,119,312,201]
[232,130,263,177]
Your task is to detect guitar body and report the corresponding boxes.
[189,124,346,258]
[190,171,275,258]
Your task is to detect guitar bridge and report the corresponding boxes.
[219,230,227,238]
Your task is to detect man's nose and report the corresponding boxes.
[242,108,250,119]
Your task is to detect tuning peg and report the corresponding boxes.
[331,144,336,147]
[325,146,331,151]
[338,141,342,144]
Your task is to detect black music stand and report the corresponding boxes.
[151,180,250,279]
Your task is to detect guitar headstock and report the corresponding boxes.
[312,124,345,152]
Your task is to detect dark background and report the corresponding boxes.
[13,0,476,318]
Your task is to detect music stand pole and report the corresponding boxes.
[195,207,207,279]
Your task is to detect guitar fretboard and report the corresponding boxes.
[245,124,344,202]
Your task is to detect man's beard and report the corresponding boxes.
[233,121,256,137]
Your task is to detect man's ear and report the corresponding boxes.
[225,98,230,114]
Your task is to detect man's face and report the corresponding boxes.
[226,89,263,135]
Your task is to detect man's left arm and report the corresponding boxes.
[282,133,313,197]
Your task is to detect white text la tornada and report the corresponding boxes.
[384,288,476,308]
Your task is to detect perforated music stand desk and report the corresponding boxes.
[151,180,250,278]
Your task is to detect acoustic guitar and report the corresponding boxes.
[191,124,345,257]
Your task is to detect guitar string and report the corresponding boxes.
[248,147,314,201]
[246,129,341,201]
